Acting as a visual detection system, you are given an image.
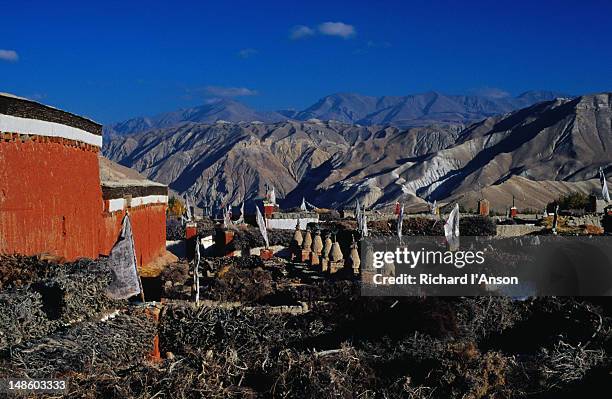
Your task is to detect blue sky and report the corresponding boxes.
[1,0,611,124]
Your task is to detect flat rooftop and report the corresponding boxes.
[99,156,167,199]
[0,92,101,136]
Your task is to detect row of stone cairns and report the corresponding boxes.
[289,225,360,274]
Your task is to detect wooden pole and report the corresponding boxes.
[194,237,201,305]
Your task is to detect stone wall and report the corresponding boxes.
[101,184,167,200]
[0,137,103,260]
[0,135,168,268]
[100,204,168,268]
[564,214,603,228]
[496,224,545,237]
[0,94,101,135]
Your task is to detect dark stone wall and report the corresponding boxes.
[604,213,612,233]
[0,95,102,136]
[101,185,168,200]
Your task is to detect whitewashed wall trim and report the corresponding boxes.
[0,113,103,147]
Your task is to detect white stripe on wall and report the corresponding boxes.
[107,198,127,212]
[107,195,168,212]
[0,113,102,147]
[266,217,318,230]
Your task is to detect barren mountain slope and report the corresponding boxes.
[104,121,459,210]
[104,94,611,212]
[372,93,612,211]
[105,99,285,136]
[296,91,567,127]
[446,175,605,212]
[105,90,566,136]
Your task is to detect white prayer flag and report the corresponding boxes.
[223,206,231,228]
[552,204,559,234]
[270,187,276,205]
[361,214,368,238]
[256,205,269,248]
[106,214,142,300]
[444,204,460,251]
[600,167,610,202]
[185,196,192,221]
[356,200,362,231]
[237,202,245,223]
[300,197,307,211]
[397,204,404,241]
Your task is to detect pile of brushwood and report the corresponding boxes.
[319,216,496,242]
[147,297,612,398]
[0,255,159,396]
[0,256,127,350]
[160,261,192,300]
[199,256,290,304]
[161,256,290,303]
[4,309,156,378]
[1,255,610,398]
[166,218,185,240]
[0,255,57,290]
[196,217,217,236]
[228,226,294,251]
[160,260,193,299]
[6,293,606,398]
[167,216,217,240]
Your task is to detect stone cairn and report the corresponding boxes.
[320,233,333,272]
[310,229,323,266]
[290,221,303,261]
[328,235,344,274]
[360,243,376,281]
[300,228,313,262]
[289,226,361,276]
[347,236,361,275]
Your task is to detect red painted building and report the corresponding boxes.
[98,157,171,268]
[0,93,170,268]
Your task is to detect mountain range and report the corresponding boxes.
[104,90,568,135]
[103,93,611,212]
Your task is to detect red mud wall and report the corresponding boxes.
[100,204,167,268]
[0,137,104,260]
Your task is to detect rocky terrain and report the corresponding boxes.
[392,93,612,210]
[103,121,461,211]
[294,90,567,128]
[105,90,565,135]
[104,93,611,213]
[104,98,286,136]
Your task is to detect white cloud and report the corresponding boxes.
[318,22,356,39]
[238,48,258,58]
[0,49,19,62]
[205,86,258,97]
[290,25,315,40]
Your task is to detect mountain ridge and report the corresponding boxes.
[104,98,286,136]
[103,92,611,213]
[105,90,569,136]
